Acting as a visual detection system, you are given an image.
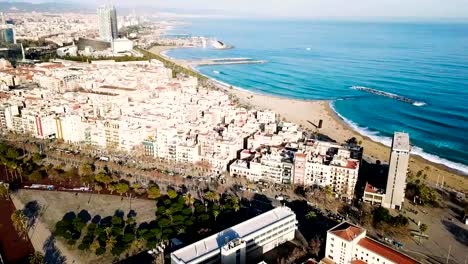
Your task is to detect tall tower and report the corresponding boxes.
[97,5,118,42]
[383,132,410,210]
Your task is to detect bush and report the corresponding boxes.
[372,207,409,228]
[95,247,106,255]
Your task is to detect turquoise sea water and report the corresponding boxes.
[165,20,468,174]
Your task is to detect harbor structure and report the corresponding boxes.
[382,132,411,210]
[322,222,418,264]
[170,206,297,264]
[97,5,118,42]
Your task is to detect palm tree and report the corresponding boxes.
[213,210,220,221]
[183,193,195,207]
[129,239,145,254]
[233,203,240,213]
[177,227,186,235]
[0,184,9,199]
[106,235,117,251]
[204,191,219,203]
[104,227,112,237]
[28,251,44,264]
[11,210,28,239]
[1,157,10,181]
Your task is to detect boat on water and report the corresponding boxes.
[352,86,426,106]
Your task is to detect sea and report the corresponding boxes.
[164,19,468,174]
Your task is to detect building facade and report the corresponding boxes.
[97,5,118,42]
[382,132,410,210]
[322,222,418,264]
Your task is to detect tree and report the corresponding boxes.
[0,184,9,199]
[108,184,116,195]
[29,170,44,182]
[79,163,94,177]
[204,191,219,203]
[11,210,29,239]
[115,183,129,196]
[419,223,428,234]
[308,236,322,257]
[305,211,317,221]
[183,193,195,207]
[29,251,44,264]
[95,171,113,188]
[167,189,178,199]
[213,210,220,221]
[147,185,161,200]
[94,184,103,194]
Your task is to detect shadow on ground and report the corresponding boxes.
[442,219,468,246]
[43,236,66,264]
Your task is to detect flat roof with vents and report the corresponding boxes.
[171,206,296,263]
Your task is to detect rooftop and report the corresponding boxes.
[392,132,410,152]
[357,237,418,264]
[329,222,365,241]
[171,207,295,263]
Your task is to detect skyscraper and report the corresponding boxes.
[0,28,15,45]
[382,132,410,210]
[97,5,118,42]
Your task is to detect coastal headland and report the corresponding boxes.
[148,46,468,193]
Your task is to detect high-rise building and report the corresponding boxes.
[0,12,5,25]
[97,5,118,42]
[382,132,410,210]
[0,27,15,45]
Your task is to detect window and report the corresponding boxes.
[328,255,333,260]
[235,249,241,264]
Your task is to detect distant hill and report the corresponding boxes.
[0,1,93,13]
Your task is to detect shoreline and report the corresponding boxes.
[148,46,468,193]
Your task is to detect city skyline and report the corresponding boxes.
[2,0,468,19]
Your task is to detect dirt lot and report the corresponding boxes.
[0,198,35,263]
[13,190,158,264]
[402,200,468,264]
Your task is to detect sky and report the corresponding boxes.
[82,0,468,19]
[9,0,468,19]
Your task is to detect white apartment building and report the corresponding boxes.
[322,222,418,264]
[382,132,410,210]
[257,110,276,124]
[230,147,293,184]
[171,206,297,264]
[293,141,360,197]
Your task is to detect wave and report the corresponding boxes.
[330,101,468,175]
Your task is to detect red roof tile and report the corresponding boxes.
[351,260,367,264]
[331,226,364,241]
[358,238,418,264]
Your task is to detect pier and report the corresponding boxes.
[352,86,426,106]
[178,58,267,67]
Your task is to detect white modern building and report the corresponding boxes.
[322,222,418,264]
[382,132,410,210]
[97,5,118,42]
[111,38,133,53]
[170,206,297,264]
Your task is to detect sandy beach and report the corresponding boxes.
[148,46,468,193]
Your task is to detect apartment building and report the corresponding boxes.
[322,222,418,264]
[382,132,410,210]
